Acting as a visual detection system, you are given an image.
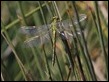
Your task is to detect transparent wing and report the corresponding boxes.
[18,25,52,47]
[19,14,87,47]
[57,14,87,31]
[23,32,51,47]
[18,24,51,36]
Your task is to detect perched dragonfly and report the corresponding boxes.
[19,14,87,65]
[19,14,87,48]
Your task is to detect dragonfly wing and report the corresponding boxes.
[57,14,87,31]
[59,30,81,41]
[18,26,38,36]
[70,14,87,25]
[18,24,53,48]
[22,33,51,48]
[19,24,51,36]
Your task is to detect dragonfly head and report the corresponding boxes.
[52,16,60,21]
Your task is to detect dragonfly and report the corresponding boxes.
[19,14,87,65]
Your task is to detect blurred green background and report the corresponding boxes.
[1,1,108,81]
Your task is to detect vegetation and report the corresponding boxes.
[1,1,108,81]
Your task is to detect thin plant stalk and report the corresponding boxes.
[17,1,27,25]
[1,2,51,33]
[94,1,108,79]
[1,22,32,81]
[1,72,4,81]
[42,45,52,81]
[72,1,97,81]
